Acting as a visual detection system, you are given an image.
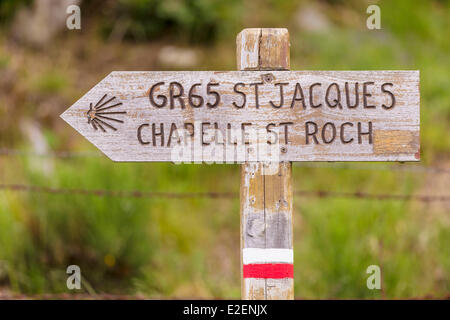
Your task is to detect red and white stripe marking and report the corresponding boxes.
[242,248,293,279]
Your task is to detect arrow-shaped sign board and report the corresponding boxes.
[61,71,420,162]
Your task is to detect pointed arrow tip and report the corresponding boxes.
[60,109,68,122]
[59,107,79,132]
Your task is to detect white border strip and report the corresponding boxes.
[243,248,293,264]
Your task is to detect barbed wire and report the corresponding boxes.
[1,183,449,202]
[301,190,450,202]
[294,162,450,174]
[1,148,449,173]
[0,148,101,159]
[0,184,237,199]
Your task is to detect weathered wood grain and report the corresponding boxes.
[61,68,420,162]
[237,28,290,70]
[240,162,294,300]
[239,28,294,300]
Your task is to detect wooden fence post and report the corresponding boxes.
[237,28,294,300]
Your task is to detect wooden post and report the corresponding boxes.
[237,28,294,300]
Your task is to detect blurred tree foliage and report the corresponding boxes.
[87,0,243,43]
[0,0,32,23]
[0,0,243,43]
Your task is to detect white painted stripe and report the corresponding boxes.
[243,248,293,264]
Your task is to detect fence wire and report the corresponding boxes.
[0,149,101,159]
[1,183,449,202]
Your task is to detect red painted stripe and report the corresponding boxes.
[243,263,293,279]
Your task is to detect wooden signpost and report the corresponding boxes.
[61,28,420,299]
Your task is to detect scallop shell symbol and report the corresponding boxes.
[86,94,126,132]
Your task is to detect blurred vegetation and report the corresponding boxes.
[96,0,243,43]
[0,0,31,24]
[0,0,449,298]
